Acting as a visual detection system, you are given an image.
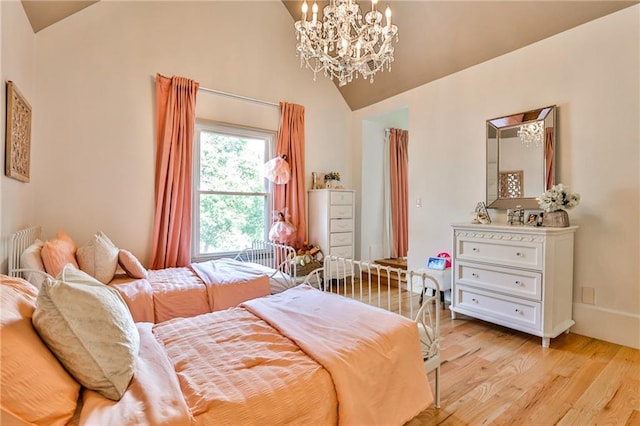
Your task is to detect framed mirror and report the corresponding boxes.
[486,105,556,209]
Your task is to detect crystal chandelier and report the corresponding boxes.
[294,0,399,86]
[517,121,544,148]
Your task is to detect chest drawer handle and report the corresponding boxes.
[515,280,524,287]
[514,308,523,314]
[471,298,478,303]
[471,272,479,278]
[472,247,479,252]
[516,252,524,257]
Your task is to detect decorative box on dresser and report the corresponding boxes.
[308,189,355,260]
[451,223,578,347]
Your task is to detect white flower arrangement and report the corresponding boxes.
[538,184,580,212]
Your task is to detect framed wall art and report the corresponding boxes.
[5,81,32,182]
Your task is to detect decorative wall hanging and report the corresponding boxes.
[5,81,32,182]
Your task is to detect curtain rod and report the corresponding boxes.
[199,86,279,109]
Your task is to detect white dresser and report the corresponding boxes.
[451,223,577,347]
[308,189,355,259]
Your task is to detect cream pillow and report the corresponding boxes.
[1,275,81,424]
[77,231,119,284]
[118,249,148,279]
[32,265,140,401]
[41,230,78,276]
[19,239,47,289]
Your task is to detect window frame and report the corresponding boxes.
[192,120,276,262]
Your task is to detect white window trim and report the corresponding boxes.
[192,120,276,262]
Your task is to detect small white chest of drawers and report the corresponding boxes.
[308,189,355,260]
[451,223,577,347]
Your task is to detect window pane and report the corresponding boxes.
[199,131,266,192]
[198,193,266,253]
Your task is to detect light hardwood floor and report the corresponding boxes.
[407,305,640,425]
[322,279,639,425]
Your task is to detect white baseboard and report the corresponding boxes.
[572,303,640,349]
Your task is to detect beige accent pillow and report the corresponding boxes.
[19,238,47,289]
[118,249,148,279]
[32,265,140,401]
[1,275,81,424]
[77,231,119,284]
[41,230,78,276]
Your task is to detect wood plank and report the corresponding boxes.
[405,306,640,425]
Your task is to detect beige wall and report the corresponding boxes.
[27,1,350,264]
[352,5,640,348]
[1,1,37,272]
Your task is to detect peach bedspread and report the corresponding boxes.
[153,307,337,425]
[79,286,430,425]
[191,258,270,311]
[242,285,433,425]
[110,259,270,323]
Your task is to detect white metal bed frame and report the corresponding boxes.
[8,225,44,279]
[234,239,298,291]
[303,255,442,408]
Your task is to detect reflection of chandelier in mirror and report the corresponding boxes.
[294,0,399,87]
[517,121,544,147]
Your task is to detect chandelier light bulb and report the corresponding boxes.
[301,1,308,16]
[385,5,392,28]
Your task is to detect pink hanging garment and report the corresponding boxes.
[269,208,296,243]
[264,155,290,185]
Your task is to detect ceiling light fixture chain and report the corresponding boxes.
[295,0,399,86]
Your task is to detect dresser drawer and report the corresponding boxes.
[330,205,352,219]
[456,261,542,300]
[330,191,353,205]
[456,235,543,270]
[330,218,353,232]
[455,285,542,331]
[330,232,353,247]
[330,245,353,258]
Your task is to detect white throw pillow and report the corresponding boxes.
[19,239,47,289]
[76,232,119,284]
[32,265,139,401]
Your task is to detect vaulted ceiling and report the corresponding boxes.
[20,0,638,110]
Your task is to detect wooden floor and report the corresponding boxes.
[406,305,640,425]
[322,278,639,425]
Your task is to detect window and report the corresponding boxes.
[193,121,275,260]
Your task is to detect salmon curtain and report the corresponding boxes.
[545,127,554,190]
[389,128,409,258]
[150,74,199,269]
[274,102,306,249]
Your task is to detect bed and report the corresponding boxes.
[0,255,440,425]
[8,226,299,323]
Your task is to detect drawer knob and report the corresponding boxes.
[515,308,522,314]
[472,248,479,252]
[472,273,479,278]
[515,280,523,287]
[516,252,524,257]
[471,298,478,303]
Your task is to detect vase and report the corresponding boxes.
[542,210,570,227]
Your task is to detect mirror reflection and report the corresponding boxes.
[486,105,556,209]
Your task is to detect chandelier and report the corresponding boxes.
[517,121,544,148]
[294,0,399,86]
